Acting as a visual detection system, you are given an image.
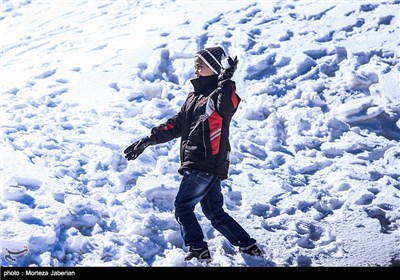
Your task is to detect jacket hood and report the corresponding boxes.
[190,75,219,96]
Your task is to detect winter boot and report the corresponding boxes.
[185,247,212,261]
[239,243,263,256]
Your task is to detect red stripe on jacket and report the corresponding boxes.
[231,84,239,109]
[158,119,176,131]
[208,111,223,155]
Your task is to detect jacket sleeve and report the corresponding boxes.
[150,97,187,144]
[215,80,241,118]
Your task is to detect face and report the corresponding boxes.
[194,57,215,77]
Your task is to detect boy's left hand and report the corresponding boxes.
[124,136,155,161]
[218,56,238,81]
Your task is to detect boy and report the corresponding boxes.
[124,47,262,261]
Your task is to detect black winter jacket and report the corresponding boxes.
[150,75,241,179]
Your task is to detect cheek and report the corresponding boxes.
[205,68,214,75]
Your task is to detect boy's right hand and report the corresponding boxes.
[218,56,238,81]
[124,136,156,161]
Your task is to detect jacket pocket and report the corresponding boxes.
[187,120,208,157]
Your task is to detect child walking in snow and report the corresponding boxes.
[124,47,262,261]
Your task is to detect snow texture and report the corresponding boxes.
[1,0,399,267]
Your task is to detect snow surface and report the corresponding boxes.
[1,0,399,267]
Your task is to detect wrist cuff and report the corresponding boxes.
[148,134,157,145]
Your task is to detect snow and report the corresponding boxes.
[1,0,399,268]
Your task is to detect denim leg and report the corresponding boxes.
[174,170,215,248]
[200,178,256,247]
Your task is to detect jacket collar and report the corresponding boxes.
[190,75,219,96]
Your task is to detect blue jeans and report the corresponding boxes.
[174,169,256,249]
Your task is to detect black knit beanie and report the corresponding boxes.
[195,47,226,74]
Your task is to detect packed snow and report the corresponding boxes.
[1,0,399,267]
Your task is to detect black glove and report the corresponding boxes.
[218,56,239,81]
[124,135,156,161]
